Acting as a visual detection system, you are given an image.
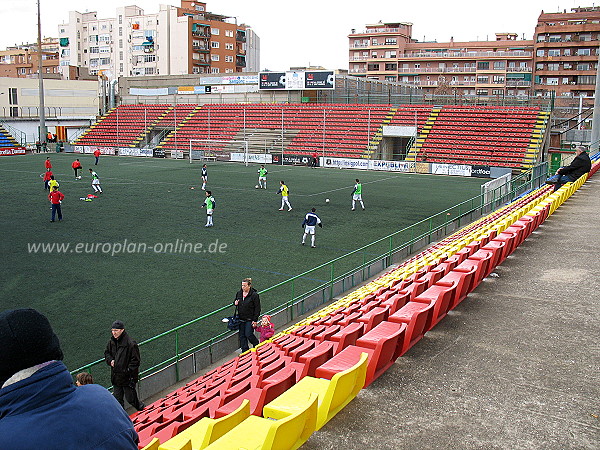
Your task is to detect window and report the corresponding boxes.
[385,75,397,81]
[225,43,233,50]
[225,55,233,62]
[536,34,546,42]
[477,61,489,70]
[519,62,527,68]
[119,63,123,72]
[414,63,420,69]
[385,63,397,71]
[144,54,156,62]
[89,47,99,54]
[61,49,70,57]
[211,67,220,74]
[546,78,559,85]
[225,68,233,73]
[371,38,378,45]
[476,89,488,95]
[579,34,592,41]
[492,89,504,95]
[536,49,545,57]
[119,39,123,48]
[144,67,154,75]
[384,38,397,45]
[225,30,233,37]
[536,63,544,70]
[508,61,516,68]
[8,87,17,105]
[492,75,504,83]
[577,48,591,56]
[564,63,572,69]
[18,68,26,75]
[563,48,571,56]
[99,57,110,65]
[384,51,396,58]
[211,54,219,61]
[118,15,122,25]
[89,58,99,67]
[577,63,590,70]
[99,34,110,42]
[493,61,505,69]
[477,75,489,83]
[211,28,220,35]
[547,63,559,71]
[578,75,595,84]
[119,27,123,37]
[548,49,560,57]
[99,46,110,53]
[548,35,561,42]
[211,41,219,48]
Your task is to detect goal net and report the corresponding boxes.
[189,139,249,165]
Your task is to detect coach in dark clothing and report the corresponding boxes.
[104,320,145,411]
[234,278,261,352]
[554,146,592,191]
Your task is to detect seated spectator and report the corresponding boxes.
[0,308,138,449]
[553,146,592,191]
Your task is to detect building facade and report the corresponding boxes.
[57,1,259,79]
[0,38,61,79]
[349,23,534,98]
[533,7,600,98]
[349,7,600,99]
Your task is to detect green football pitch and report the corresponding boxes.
[0,153,486,376]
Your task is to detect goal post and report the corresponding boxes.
[189,139,249,165]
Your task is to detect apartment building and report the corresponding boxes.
[57,1,258,79]
[349,23,534,98]
[533,7,600,98]
[349,7,600,99]
[0,38,61,79]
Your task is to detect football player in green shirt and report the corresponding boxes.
[351,178,364,211]
[202,190,216,227]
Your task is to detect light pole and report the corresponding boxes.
[37,0,47,146]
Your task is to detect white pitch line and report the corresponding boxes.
[298,175,402,197]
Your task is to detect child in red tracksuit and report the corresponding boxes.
[43,170,53,190]
[45,157,52,171]
[48,186,64,222]
[254,315,274,342]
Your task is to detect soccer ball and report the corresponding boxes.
[325,198,330,203]
[76,176,82,180]
[255,185,259,189]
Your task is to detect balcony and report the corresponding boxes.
[506,66,532,72]
[395,67,476,73]
[506,80,532,87]
[399,50,532,59]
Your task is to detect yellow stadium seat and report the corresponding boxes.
[263,352,368,430]
[159,400,250,450]
[142,438,161,450]
[203,393,318,450]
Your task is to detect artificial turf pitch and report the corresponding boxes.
[0,153,486,380]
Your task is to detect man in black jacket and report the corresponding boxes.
[553,146,592,191]
[104,320,145,411]
[234,278,261,352]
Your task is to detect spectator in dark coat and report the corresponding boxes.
[553,146,592,191]
[104,320,145,411]
[234,278,261,352]
[0,308,138,449]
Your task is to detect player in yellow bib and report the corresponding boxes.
[277,180,292,211]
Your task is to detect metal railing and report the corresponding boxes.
[70,164,549,388]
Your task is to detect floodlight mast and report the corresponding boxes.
[37,0,47,145]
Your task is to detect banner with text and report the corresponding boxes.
[230,152,273,164]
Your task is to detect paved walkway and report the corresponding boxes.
[303,178,600,449]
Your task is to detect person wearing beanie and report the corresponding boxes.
[0,308,138,449]
[104,320,145,411]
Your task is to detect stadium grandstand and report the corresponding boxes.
[4,66,598,449]
[73,103,550,170]
[98,153,598,450]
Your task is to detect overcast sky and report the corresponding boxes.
[0,1,585,71]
